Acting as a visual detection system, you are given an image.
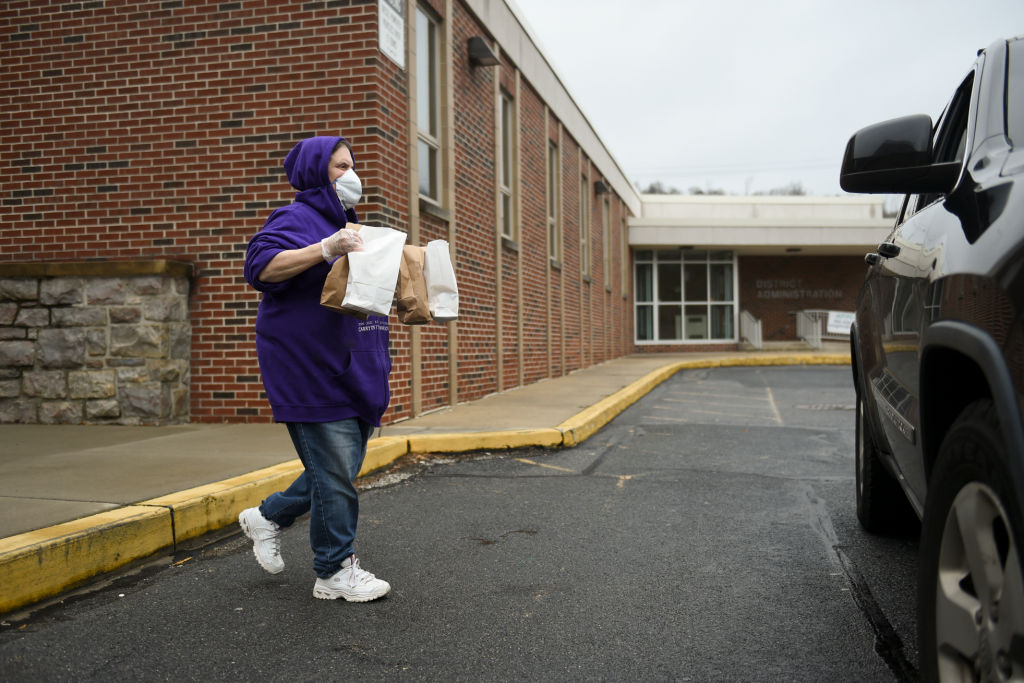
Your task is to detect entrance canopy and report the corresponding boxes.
[630,195,892,255]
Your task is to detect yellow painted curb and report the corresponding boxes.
[559,364,678,446]
[407,428,564,454]
[143,460,304,543]
[360,436,409,476]
[140,438,410,546]
[134,438,409,544]
[0,506,173,614]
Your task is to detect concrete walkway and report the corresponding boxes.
[0,348,849,615]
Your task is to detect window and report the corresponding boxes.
[910,72,974,215]
[416,7,441,201]
[620,216,628,294]
[602,198,611,287]
[580,174,590,276]
[499,92,516,239]
[634,250,737,343]
[1007,39,1023,147]
[548,141,560,261]
[932,75,973,166]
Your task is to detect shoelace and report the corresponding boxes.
[255,524,282,556]
[347,558,376,585]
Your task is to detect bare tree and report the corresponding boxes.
[688,185,726,196]
[639,180,682,195]
[758,182,806,196]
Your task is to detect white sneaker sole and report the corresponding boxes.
[238,510,284,575]
[312,583,390,602]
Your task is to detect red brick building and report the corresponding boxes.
[1,2,890,426]
[0,0,639,424]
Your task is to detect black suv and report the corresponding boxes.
[842,37,1024,680]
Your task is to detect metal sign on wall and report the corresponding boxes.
[379,0,405,69]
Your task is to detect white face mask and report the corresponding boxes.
[334,168,362,209]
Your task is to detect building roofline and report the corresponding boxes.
[638,194,886,205]
[629,194,893,253]
[466,0,643,214]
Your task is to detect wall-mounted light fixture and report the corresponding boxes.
[594,180,610,195]
[468,37,500,67]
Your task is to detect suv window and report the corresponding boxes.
[1009,39,1023,146]
[934,75,973,164]
[921,73,974,208]
[901,72,975,220]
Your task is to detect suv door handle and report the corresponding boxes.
[877,242,901,258]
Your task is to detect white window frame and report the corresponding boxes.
[416,5,441,203]
[547,140,561,262]
[602,197,611,288]
[499,91,516,240]
[620,216,628,295]
[633,249,738,344]
[580,173,590,276]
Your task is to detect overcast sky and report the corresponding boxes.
[509,0,1020,196]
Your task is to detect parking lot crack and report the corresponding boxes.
[580,428,634,477]
[800,483,918,682]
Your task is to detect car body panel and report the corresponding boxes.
[848,36,1024,520]
[844,35,1024,676]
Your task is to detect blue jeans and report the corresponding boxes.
[259,418,373,579]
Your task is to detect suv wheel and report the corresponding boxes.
[919,400,1024,681]
[856,391,914,533]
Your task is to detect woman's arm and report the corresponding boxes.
[257,243,324,283]
[256,224,363,284]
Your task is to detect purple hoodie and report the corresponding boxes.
[244,136,391,425]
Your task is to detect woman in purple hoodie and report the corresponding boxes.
[239,135,392,602]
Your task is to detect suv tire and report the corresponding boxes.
[856,391,915,533]
[918,400,1024,681]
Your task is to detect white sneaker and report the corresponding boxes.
[313,556,391,602]
[238,507,284,574]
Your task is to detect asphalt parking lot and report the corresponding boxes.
[0,365,920,681]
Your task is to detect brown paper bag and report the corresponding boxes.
[397,245,431,325]
[320,255,369,320]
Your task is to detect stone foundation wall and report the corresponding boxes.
[0,262,192,425]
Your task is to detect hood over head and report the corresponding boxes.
[282,135,357,228]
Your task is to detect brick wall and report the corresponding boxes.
[518,82,550,386]
[450,1,497,403]
[1,0,637,424]
[1,0,397,422]
[416,214,451,415]
[738,255,864,341]
[560,133,581,375]
[496,55,519,390]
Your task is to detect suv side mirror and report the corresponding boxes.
[840,114,960,194]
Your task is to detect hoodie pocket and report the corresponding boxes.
[331,350,389,415]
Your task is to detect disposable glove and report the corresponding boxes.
[320,227,363,262]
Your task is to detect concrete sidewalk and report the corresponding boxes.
[0,349,849,615]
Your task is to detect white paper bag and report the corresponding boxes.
[423,239,459,322]
[341,225,407,316]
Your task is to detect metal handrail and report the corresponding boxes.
[740,310,763,349]
[796,310,822,349]
[796,309,854,348]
